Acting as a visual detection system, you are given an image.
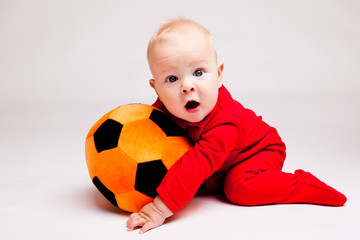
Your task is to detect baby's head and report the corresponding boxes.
[147,19,224,123]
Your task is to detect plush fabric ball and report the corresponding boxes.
[85,104,190,212]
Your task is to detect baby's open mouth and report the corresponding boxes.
[185,101,200,110]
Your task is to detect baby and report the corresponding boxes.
[126,19,347,234]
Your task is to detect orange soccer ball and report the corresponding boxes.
[85,104,191,212]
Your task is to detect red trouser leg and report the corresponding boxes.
[223,150,347,206]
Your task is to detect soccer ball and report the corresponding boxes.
[85,104,191,213]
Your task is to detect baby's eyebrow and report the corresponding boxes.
[189,59,210,68]
[159,62,181,73]
[160,67,176,75]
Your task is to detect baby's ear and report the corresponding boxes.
[217,62,224,87]
[149,79,155,89]
[149,79,161,101]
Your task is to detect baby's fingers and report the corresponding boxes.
[126,213,147,232]
[139,221,157,234]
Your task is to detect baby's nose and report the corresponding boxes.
[182,87,195,93]
[181,79,195,93]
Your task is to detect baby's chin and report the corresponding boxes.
[181,111,208,123]
[167,104,209,123]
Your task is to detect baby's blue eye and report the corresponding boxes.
[194,70,203,77]
[167,76,178,83]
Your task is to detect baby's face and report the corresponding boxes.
[149,30,223,123]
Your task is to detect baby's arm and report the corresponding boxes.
[126,196,173,234]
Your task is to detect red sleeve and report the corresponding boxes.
[156,123,240,214]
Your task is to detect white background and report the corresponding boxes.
[1,0,359,239]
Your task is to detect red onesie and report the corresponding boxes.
[153,86,347,214]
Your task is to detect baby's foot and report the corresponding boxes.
[295,169,347,206]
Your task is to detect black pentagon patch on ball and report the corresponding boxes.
[92,176,118,207]
[135,160,167,198]
[149,109,185,137]
[93,119,123,153]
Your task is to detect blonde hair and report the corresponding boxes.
[147,18,217,61]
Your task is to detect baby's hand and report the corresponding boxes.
[126,196,173,234]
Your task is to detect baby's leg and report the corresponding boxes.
[223,150,347,206]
